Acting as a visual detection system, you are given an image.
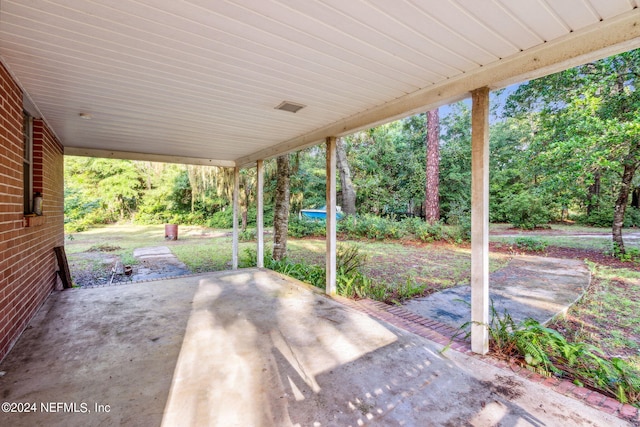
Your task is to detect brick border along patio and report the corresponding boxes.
[337,296,640,425]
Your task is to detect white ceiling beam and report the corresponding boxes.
[64,147,236,167]
[236,9,640,167]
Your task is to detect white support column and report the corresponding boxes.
[256,160,264,268]
[471,87,490,355]
[232,166,240,270]
[326,137,337,295]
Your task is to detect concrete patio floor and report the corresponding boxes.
[0,269,629,426]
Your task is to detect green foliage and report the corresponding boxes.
[513,237,548,252]
[336,244,368,275]
[504,50,640,239]
[345,122,426,216]
[439,103,472,220]
[504,191,551,229]
[289,217,327,238]
[576,208,614,227]
[207,209,234,228]
[612,244,640,264]
[413,220,445,243]
[239,228,256,242]
[288,214,471,243]
[387,275,426,304]
[339,214,404,240]
[481,304,640,404]
[624,207,640,227]
[64,156,145,230]
[249,243,428,303]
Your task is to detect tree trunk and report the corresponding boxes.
[241,181,250,232]
[336,137,356,215]
[586,171,601,216]
[632,187,640,209]
[425,109,440,223]
[273,155,291,260]
[612,158,639,254]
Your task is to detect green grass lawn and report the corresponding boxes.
[66,223,258,273]
[285,239,510,290]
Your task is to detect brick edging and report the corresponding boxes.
[335,296,640,424]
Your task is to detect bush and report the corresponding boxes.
[239,228,256,242]
[504,192,551,230]
[514,237,548,252]
[289,217,327,238]
[611,244,640,263]
[338,214,404,240]
[624,207,640,227]
[577,208,613,227]
[472,304,640,404]
[207,209,234,228]
[412,220,445,243]
[288,214,469,243]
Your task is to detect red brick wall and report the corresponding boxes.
[0,62,64,362]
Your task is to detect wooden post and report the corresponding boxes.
[326,137,337,295]
[256,160,264,268]
[54,246,73,289]
[232,166,239,270]
[471,87,490,355]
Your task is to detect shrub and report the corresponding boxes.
[577,208,613,227]
[207,209,234,228]
[338,214,404,240]
[624,207,640,228]
[612,244,640,263]
[514,237,548,252]
[289,217,326,238]
[446,201,472,242]
[504,191,550,230]
[464,303,640,404]
[239,228,256,242]
[412,221,445,243]
[336,244,368,275]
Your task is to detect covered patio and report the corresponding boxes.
[0,270,626,426]
[1,2,640,424]
[2,0,638,354]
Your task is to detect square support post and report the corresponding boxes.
[256,160,264,268]
[326,137,337,295]
[471,87,490,354]
[232,166,240,270]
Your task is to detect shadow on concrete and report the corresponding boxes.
[0,269,624,426]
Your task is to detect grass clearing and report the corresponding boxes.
[549,263,640,372]
[286,239,510,291]
[65,224,243,282]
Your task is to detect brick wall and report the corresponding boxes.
[0,62,64,362]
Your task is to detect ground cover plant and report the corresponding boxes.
[482,304,639,405]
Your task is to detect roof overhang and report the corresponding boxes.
[1,1,639,167]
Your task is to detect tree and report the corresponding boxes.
[336,137,356,215]
[424,108,440,223]
[438,103,472,222]
[64,156,144,223]
[273,154,291,260]
[505,49,640,253]
[347,123,425,216]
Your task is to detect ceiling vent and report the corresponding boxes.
[274,101,306,113]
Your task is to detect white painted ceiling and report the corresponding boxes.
[1,0,639,166]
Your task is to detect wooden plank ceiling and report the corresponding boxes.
[1,0,639,166]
